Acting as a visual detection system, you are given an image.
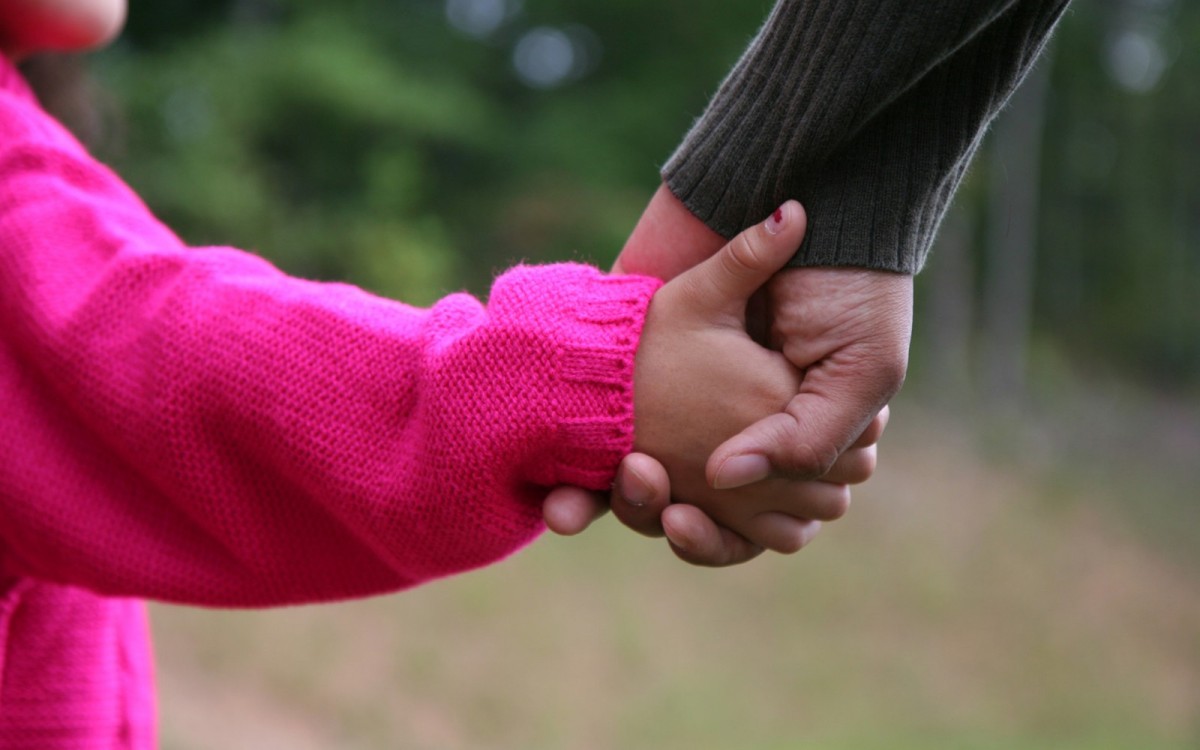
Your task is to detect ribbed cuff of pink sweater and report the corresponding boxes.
[488,265,660,491]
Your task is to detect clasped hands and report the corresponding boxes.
[544,186,913,566]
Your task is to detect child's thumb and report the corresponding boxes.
[681,201,807,313]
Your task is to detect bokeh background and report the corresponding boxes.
[32,0,1200,747]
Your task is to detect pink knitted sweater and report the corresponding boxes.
[0,58,658,746]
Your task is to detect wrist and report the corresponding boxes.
[615,183,725,281]
[487,264,661,490]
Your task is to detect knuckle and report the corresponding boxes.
[852,350,909,411]
[786,441,839,479]
[879,353,909,394]
[723,232,763,279]
[762,416,841,480]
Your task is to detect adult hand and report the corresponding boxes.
[710,266,910,486]
[543,184,910,565]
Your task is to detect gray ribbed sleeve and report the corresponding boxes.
[663,0,1069,273]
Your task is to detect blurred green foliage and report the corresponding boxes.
[93,0,762,304]
[1037,1,1200,384]
[88,0,1199,387]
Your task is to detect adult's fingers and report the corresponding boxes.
[853,405,890,448]
[818,407,889,484]
[675,201,807,317]
[609,452,672,538]
[661,504,765,567]
[821,445,877,485]
[762,479,851,522]
[741,513,823,555]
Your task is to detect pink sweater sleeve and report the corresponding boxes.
[0,70,660,607]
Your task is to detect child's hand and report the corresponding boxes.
[631,201,845,546]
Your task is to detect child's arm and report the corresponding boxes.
[0,76,816,605]
[0,82,658,606]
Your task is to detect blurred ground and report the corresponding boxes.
[151,402,1200,750]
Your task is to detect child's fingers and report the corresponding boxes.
[542,486,609,536]
[661,504,765,567]
[677,201,807,316]
[742,513,823,555]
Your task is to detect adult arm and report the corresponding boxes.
[677,0,1070,480]
[547,0,1071,561]
[665,0,1070,271]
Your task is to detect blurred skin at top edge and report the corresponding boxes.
[0,0,127,60]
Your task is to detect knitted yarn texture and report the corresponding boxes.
[665,0,1070,272]
[0,56,658,745]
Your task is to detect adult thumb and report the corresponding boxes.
[678,201,806,315]
[706,352,902,487]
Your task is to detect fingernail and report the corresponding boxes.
[619,466,652,507]
[712,454,771,489]
[765,205,786,235]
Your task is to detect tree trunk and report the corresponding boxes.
[922,206,976,404]
[980,56,1053,408]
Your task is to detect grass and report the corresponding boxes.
[152,403,1200,750]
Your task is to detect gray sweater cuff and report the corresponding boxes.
[663,0,1069,273]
